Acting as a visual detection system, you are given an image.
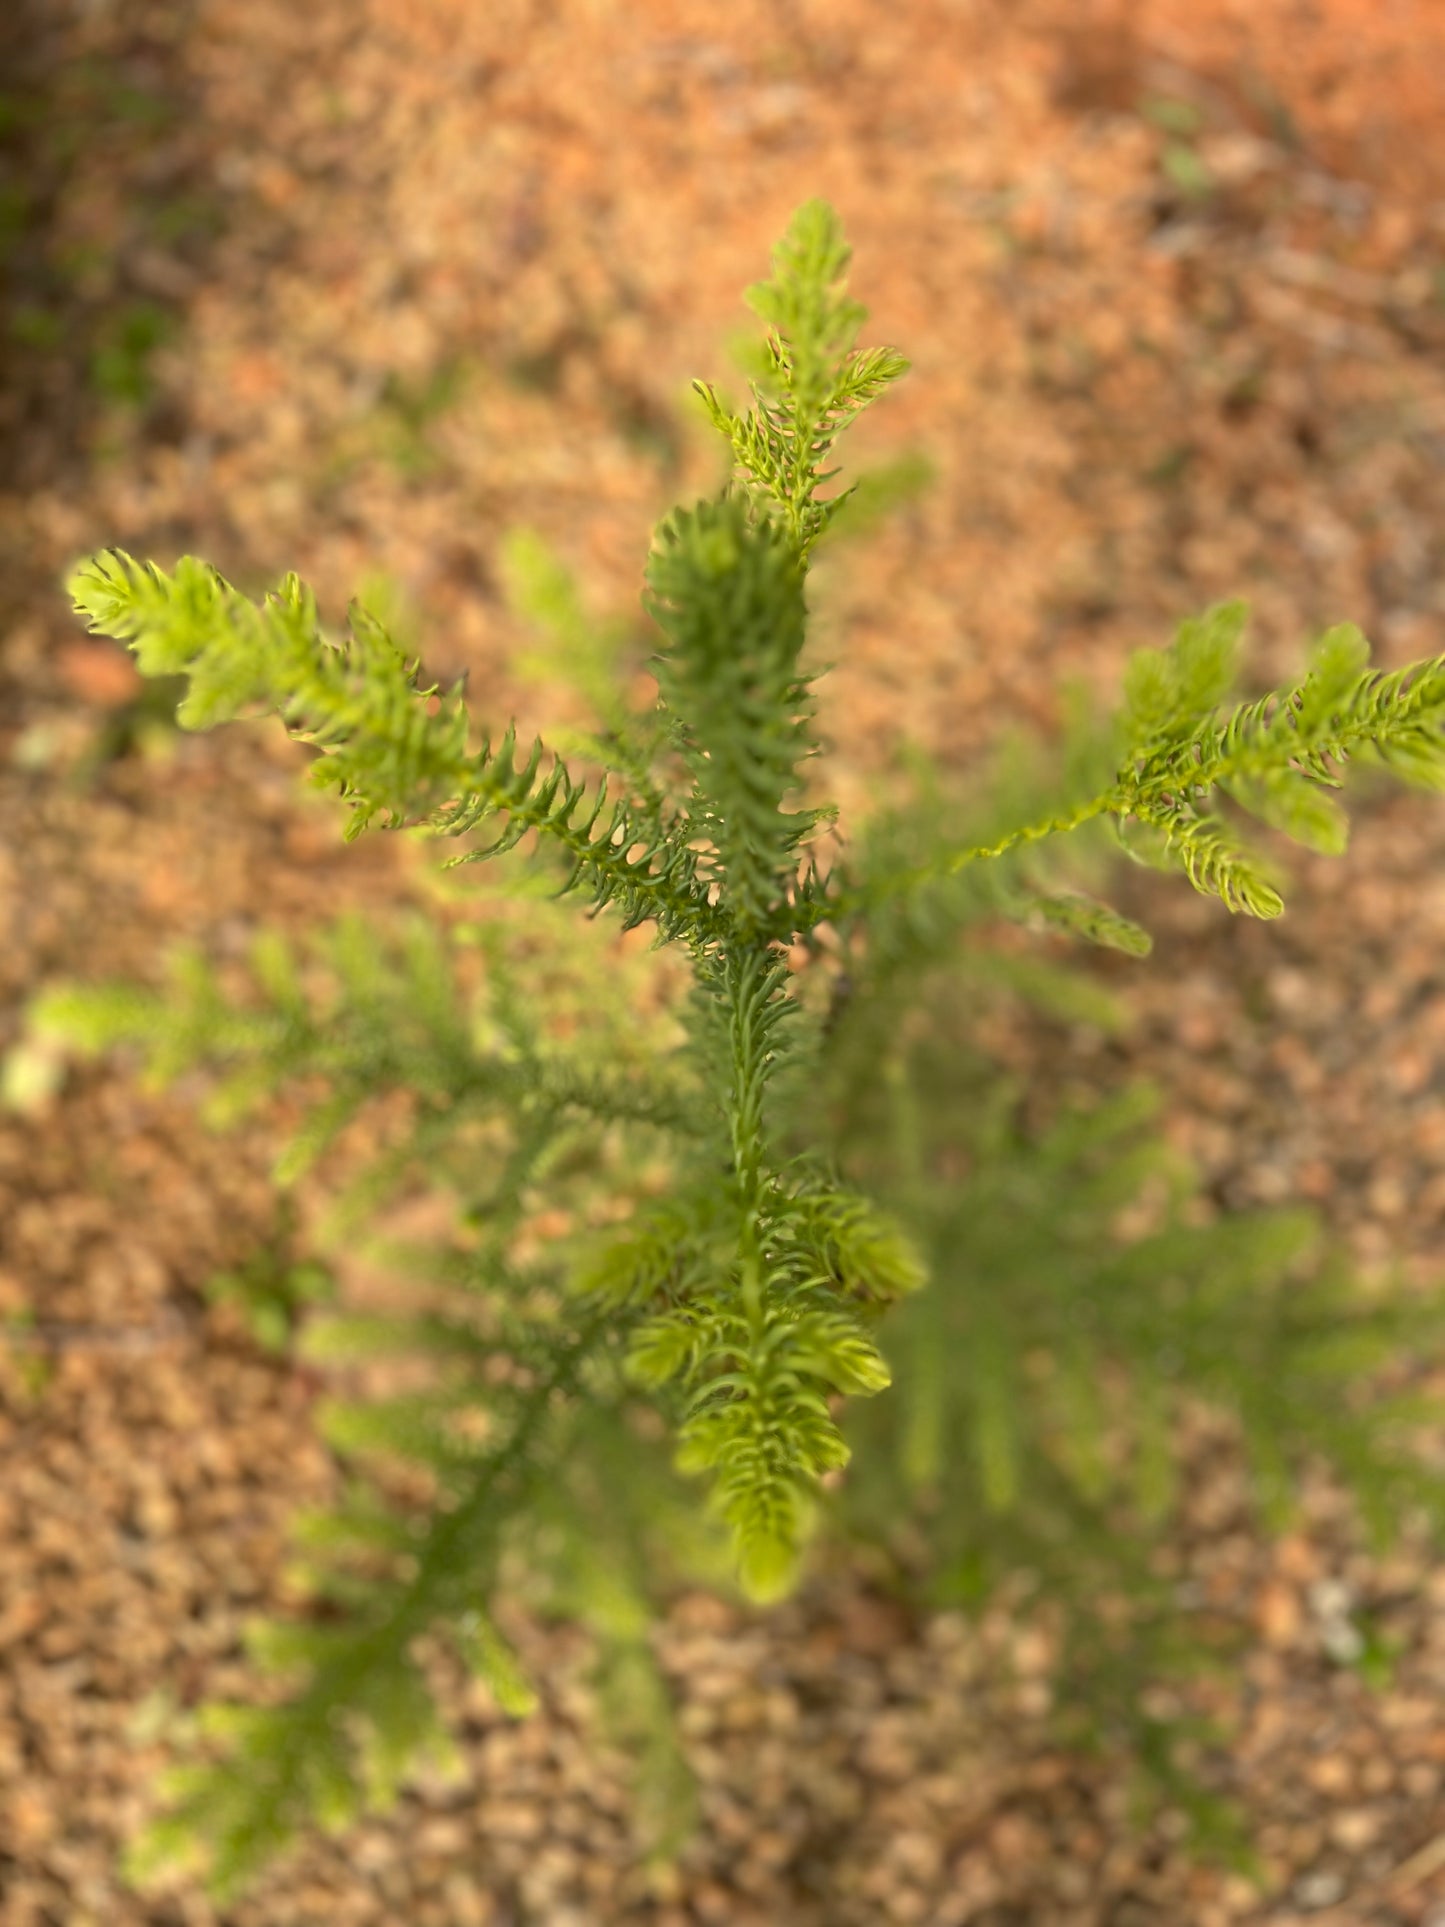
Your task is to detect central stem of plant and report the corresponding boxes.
[717,941,787,1330]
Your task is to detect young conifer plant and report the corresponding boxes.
[42,201,1445,1891]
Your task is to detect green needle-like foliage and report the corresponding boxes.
[35,198,1445,1891]
[833,1017,1445,1847]
[70,550,710,938]
[694,198,910,556]
[645,497,817,928]
[841,597,1445,928]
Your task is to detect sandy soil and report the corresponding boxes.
[4,2,1445,1921]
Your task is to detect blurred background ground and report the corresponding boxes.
[3,1,1445,1921]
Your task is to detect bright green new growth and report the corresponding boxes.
[694,199,911,558]
[49,197,1445,1890]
